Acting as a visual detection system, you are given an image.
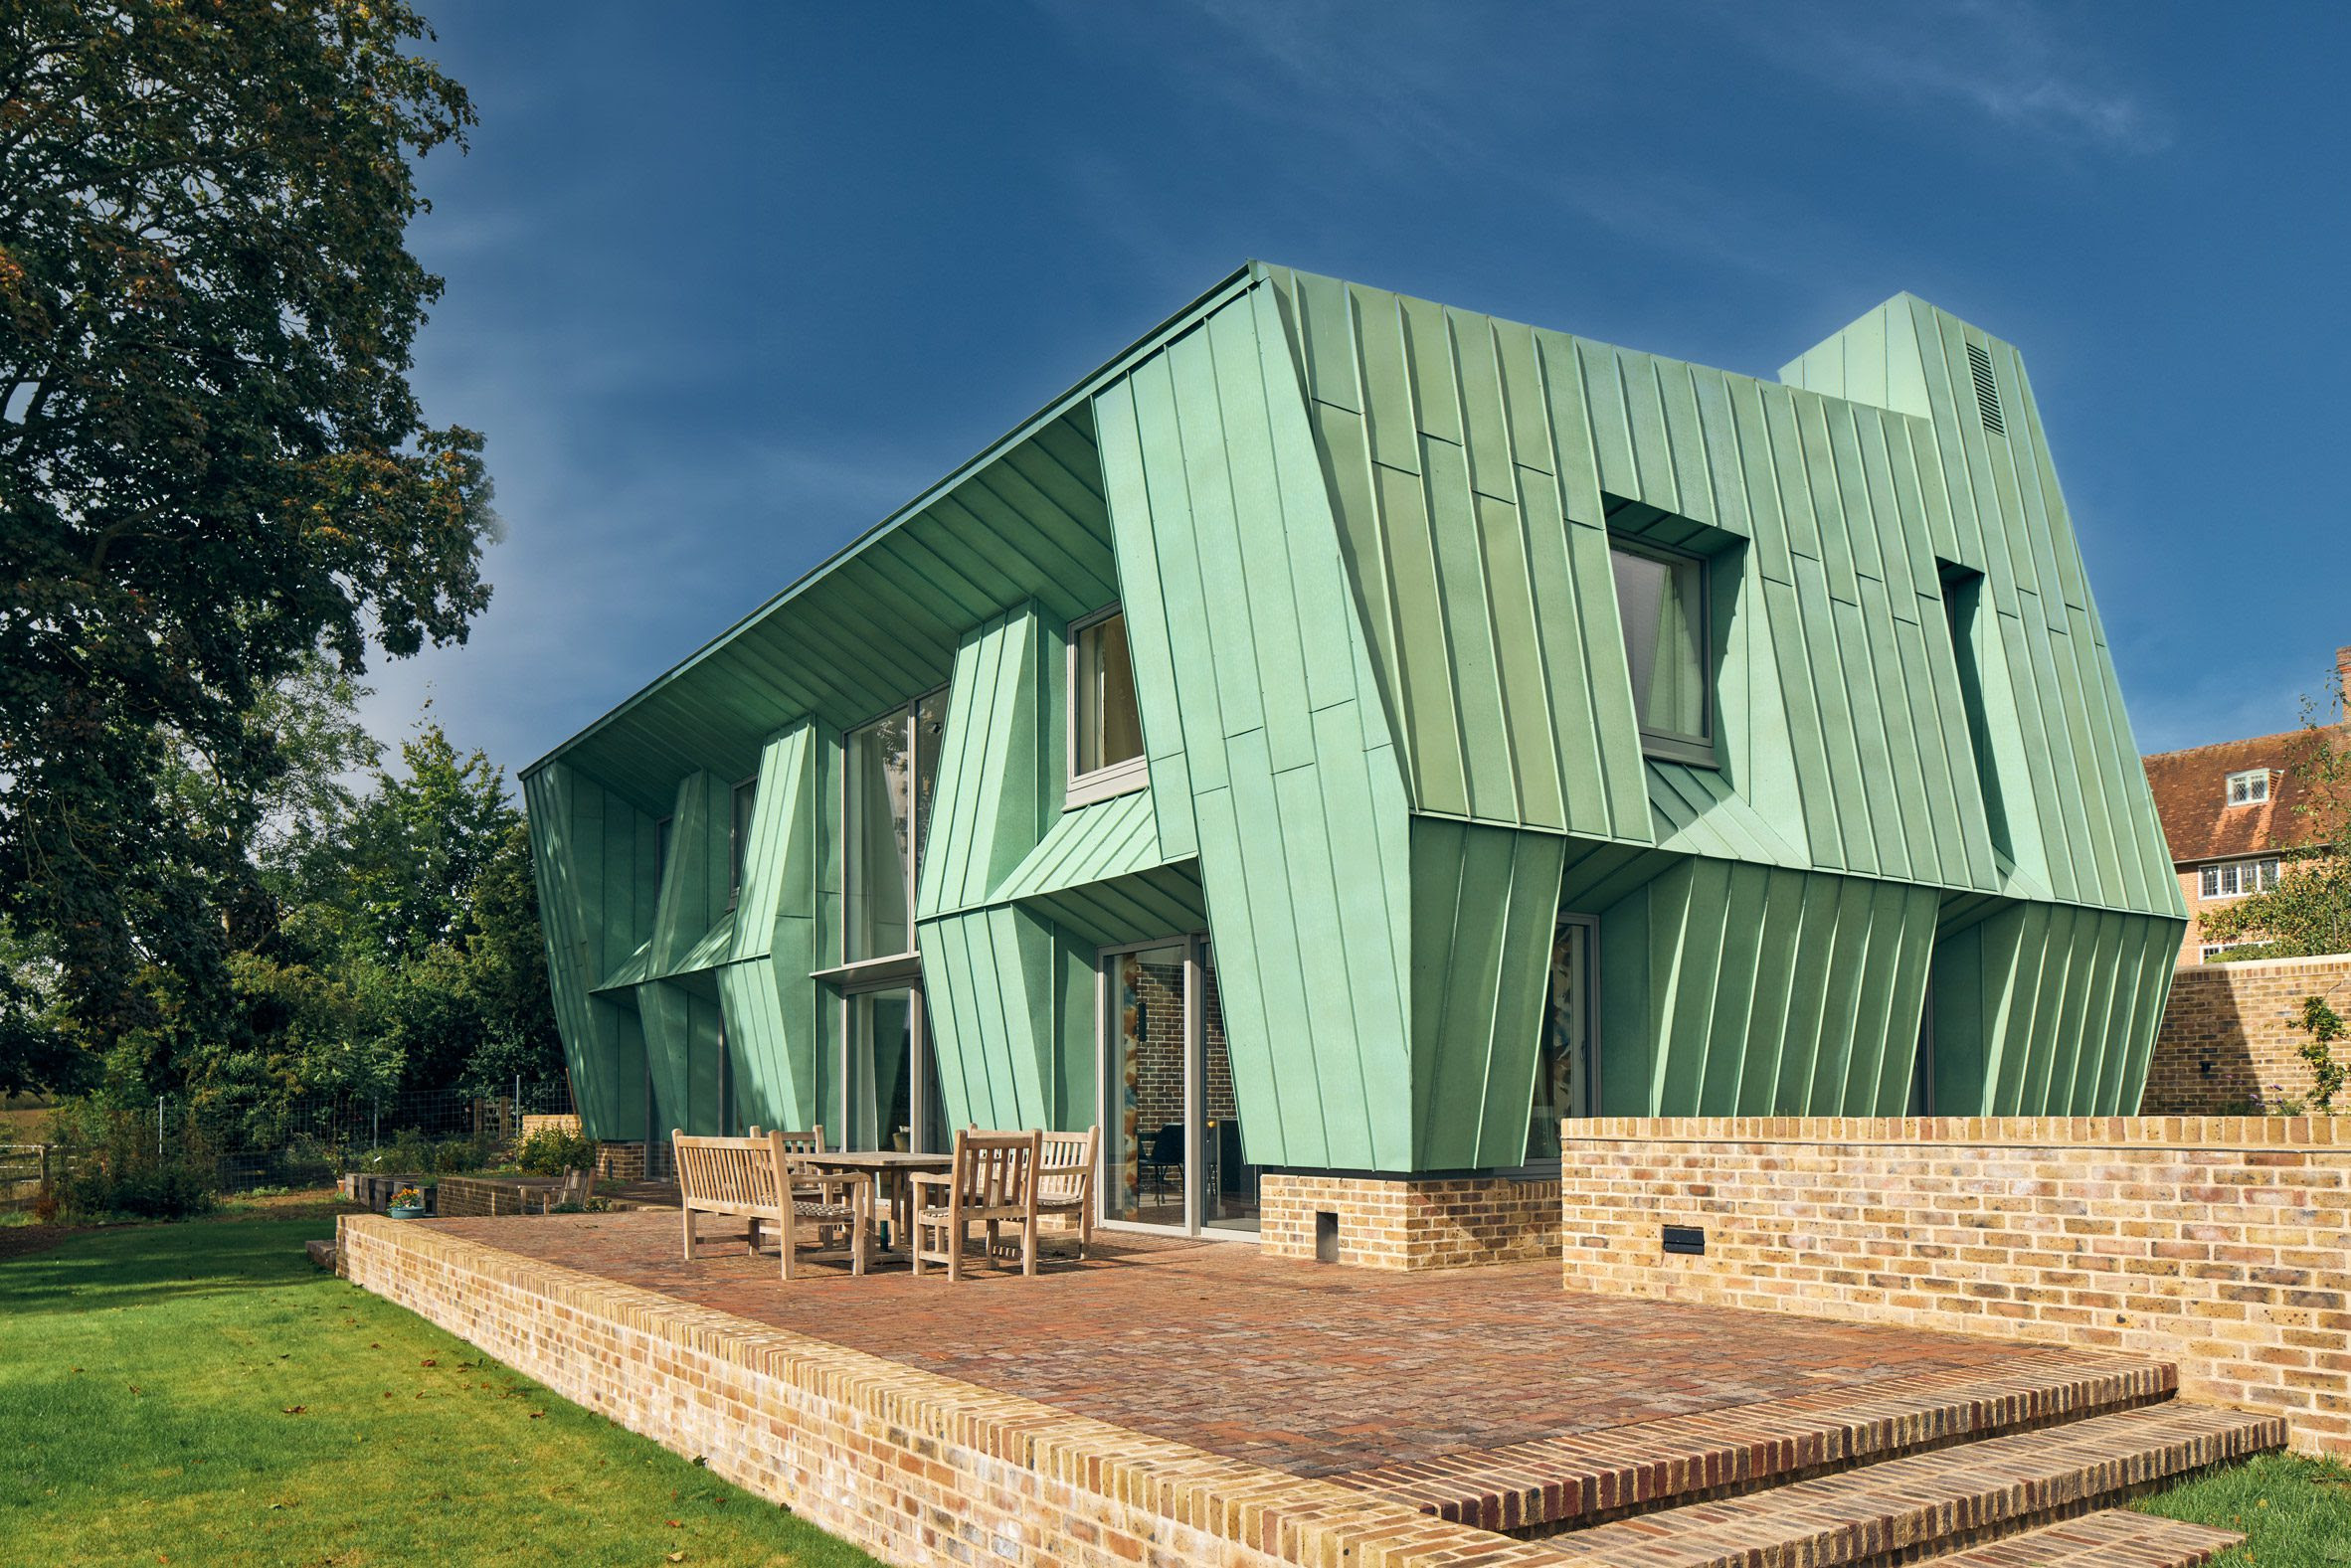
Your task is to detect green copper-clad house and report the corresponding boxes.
[523,263,2184,1237]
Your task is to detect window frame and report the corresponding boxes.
[1608,537,1716,767]
[2198,856,2280,901]
[2226,769,2271,807]
[836,685,949,966]
[1065,602,1150,808]
[726,774,759,909]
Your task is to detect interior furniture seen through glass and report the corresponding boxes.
[1610,542,1710,757]
[1103,939,1257,1234]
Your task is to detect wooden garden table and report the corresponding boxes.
[792,1149,953,1254]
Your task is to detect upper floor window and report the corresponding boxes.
[728,776,758,905]
[2226,769,2271,806]
[2199,857,2279,901]
[1610,540,1713,765]
[1068,606,1147,805]
[843,688,948,962]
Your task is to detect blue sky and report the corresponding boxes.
[377,2,2351,777]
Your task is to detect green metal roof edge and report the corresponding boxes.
[992,787,1168,905]
[521,261,1260,783]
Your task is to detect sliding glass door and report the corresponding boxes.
[1099,935,1256,1236]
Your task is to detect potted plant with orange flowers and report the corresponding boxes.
[387,1184,428,1219]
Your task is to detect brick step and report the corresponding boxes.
[1921,1508,2242,1567]
[1333,1348,2176,1533]
[1546,1401,2281,1567]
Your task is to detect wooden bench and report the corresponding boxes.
[672,1128,869,1279]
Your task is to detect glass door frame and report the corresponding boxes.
[1094,931,1249,1241]
[831,958,939,1153]
[1520,911,1600,1175]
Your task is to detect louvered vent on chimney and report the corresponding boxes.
[1965,341,2004,435]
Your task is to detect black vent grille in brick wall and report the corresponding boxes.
[1966,341,2004,435]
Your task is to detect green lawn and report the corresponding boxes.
[0,1197,879,1567]
[2136,1450,2351,1566]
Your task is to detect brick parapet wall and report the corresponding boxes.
[2146,952,2351,1113]
[1555,1117,2351,1457]
[514,1115,649,1182]
[1261,1173,1562,1270]
[336,1217,1576,1568]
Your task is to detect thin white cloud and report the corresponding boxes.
[1732,1,2169,155]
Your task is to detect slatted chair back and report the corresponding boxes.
[952,1129,1040,1214]
[1035,1125,1099,1259]
[1037,1127,1097,1206]
[671,1130,787,1217]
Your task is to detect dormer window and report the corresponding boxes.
[1610,540,1715,766]
[1067,605,1147,806]
[2226,770,2271,807]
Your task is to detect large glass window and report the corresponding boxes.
[1610,542,1711,761]
[1527,919,1593,1162]
[1070,608,1146,801]
[842,689,947,963]
[729,776,757,904]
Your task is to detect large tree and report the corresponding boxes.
[0,1,492,1086]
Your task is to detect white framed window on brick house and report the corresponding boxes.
[2201,942,2265,963]
[2226,769,2271,806]
[1609,539,1715,766]
[1067,604,1148,807]
[2198,857,2280,901]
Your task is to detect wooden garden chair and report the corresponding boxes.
[908,1129,1041,1281]
[1035,1127,1099,1259]
[672,1128,869,1280]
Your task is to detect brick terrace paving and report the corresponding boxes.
[425,1209,2057,1479]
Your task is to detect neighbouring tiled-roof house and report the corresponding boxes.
[2143,646,2351,963]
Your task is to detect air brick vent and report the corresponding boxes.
[1965,341,2004,435]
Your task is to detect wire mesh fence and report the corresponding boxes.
[0,1077,576,1210]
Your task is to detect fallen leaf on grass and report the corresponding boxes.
[667,1554,684,1563]
[420,1358,437,1367]
[280,1406,306,1416]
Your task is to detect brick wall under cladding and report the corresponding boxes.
[1260,1173,1562,1270]
[1555,1117,2351,1457]
[335,1217,1576,1568]
[2146,952,2351,1113]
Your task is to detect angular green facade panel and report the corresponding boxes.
[525,261,2182,1165]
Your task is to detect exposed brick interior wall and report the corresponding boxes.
[1555,1116,2351,1457]
[2146,953,2351,1113]
[1261,1173,1562,1271]
[336,1217,1573,1568]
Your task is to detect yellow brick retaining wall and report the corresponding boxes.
[1260,1173,1562,1270]
[335,1215,1585,1568]
[2145,953,2351,1113]
[1556,1116,2351,1457]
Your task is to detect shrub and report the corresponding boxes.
[515,1126,596,1176]
[47,1101,218,1221]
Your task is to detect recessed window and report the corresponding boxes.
[2201,942,2264,963]
[843,687,948,962]
[2226,770,2270,806]
[1068,606,1148,805]
[2199,857,2279,901]
[1610,541,1713,764]
[728,776,758,905]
